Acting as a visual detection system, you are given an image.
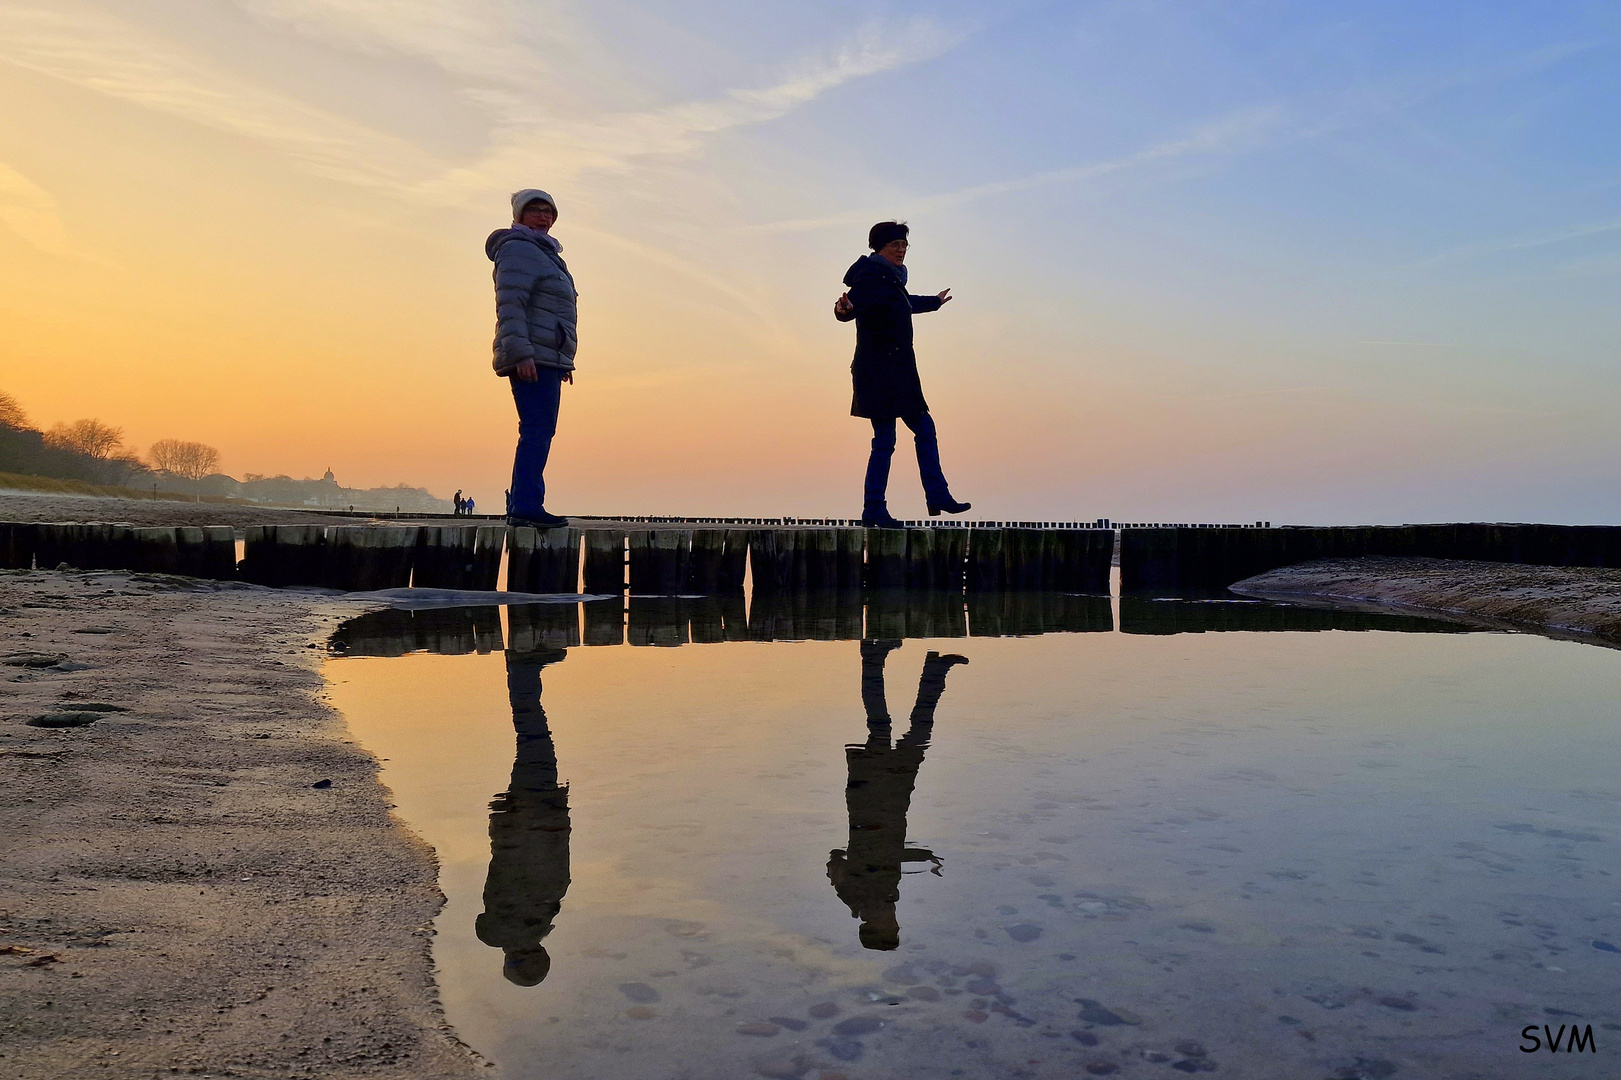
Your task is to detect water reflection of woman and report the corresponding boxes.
[476,646,571,986]
[828,641,968,950]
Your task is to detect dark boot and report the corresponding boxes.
[861,504,904,528]
[926,497,971,517]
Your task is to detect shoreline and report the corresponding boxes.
[0,569,481,1080]
[1231,555,1621,647]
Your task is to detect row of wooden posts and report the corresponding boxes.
[8,520,1621,595]
[330,593,1467,657]
[0,522,1115,594]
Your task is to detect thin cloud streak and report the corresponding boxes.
[749,104,1286,234]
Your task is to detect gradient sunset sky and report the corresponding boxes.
[1,1,1617,523]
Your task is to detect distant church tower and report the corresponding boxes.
[323,467,335,482]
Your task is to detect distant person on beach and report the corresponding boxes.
[453,490,464,516]
[464,496,475,516]
[834,221,970,528]
[488,188,577,529]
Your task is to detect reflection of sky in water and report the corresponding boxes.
[324,601,1621,1079]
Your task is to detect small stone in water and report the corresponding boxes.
[619,983,660,1003]
[1005,923,1042,943]
[736,1021,780,1037]
[1084,1062,1118,1076]
[833,1016,883,1037]
[907,986,941,1002]
[1076,999,1140,1026]
[753,1056,809,1080]
[817,1038,863,1062]
[963,1010,988,1024]
[1142,1049,1171,1062]
[1175,1040,1207,1058]
[1593,940,1621,953]
[767,1016,807,1031]
[1178,922,1215,934]
[965,961,998,978]
[1071,1031,1099,1046]
[965,978,999,995]
[1378,997,1415,1011]
[807,1002,839,1019]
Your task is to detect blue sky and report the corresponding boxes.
[1,1,1617,521]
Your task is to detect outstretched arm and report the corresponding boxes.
[908,288,951,314]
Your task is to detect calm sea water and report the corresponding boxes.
[324,592,1621,1080]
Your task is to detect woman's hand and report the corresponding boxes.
[563,371,573,384]
[514,359,538,382]
[834,292,854,318]
[936,288,952,304]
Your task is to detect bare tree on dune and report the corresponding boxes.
[0,391,29,430]
[149,439,221,501]
[45,418,124,459]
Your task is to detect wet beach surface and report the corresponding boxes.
[326,592,1621,1080]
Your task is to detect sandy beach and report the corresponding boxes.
[1233,555,1621,645]
[0,568,479,1080]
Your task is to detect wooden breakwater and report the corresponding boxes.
[329,591,1115,655]
[1121,523,1621,591]
[0,521,1115,595]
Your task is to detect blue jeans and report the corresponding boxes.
[864,411,949,509]
[509,368,565,519]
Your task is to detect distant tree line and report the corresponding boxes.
[0,390,449,511]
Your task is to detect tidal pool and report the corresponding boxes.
[324,592,1621,1080]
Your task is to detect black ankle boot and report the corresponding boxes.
[927,496,971,516]
[861,505,904,528]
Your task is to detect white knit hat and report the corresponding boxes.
[511,188,558,220]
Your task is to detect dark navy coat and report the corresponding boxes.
[837,254,943,419]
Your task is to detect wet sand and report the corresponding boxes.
[0,568,480,1080]
[1233,556,1621,644]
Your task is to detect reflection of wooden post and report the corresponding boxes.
[472,606,504,653]
[722,594,751,642]
[865,529,906,589]
[582,597,624,645]
[582,530,627,593]
[508,603,581,651]
[865,589,907,638]
[629,596,689,646]
[967,590,1006,637]
[967,529,1005,591]
[688,596,725,643]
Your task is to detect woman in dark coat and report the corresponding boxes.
[835,221,970,527]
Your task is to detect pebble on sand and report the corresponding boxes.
[619,982,660,1004]
[807,1002,839,1019]
[1005,924,1042,943]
